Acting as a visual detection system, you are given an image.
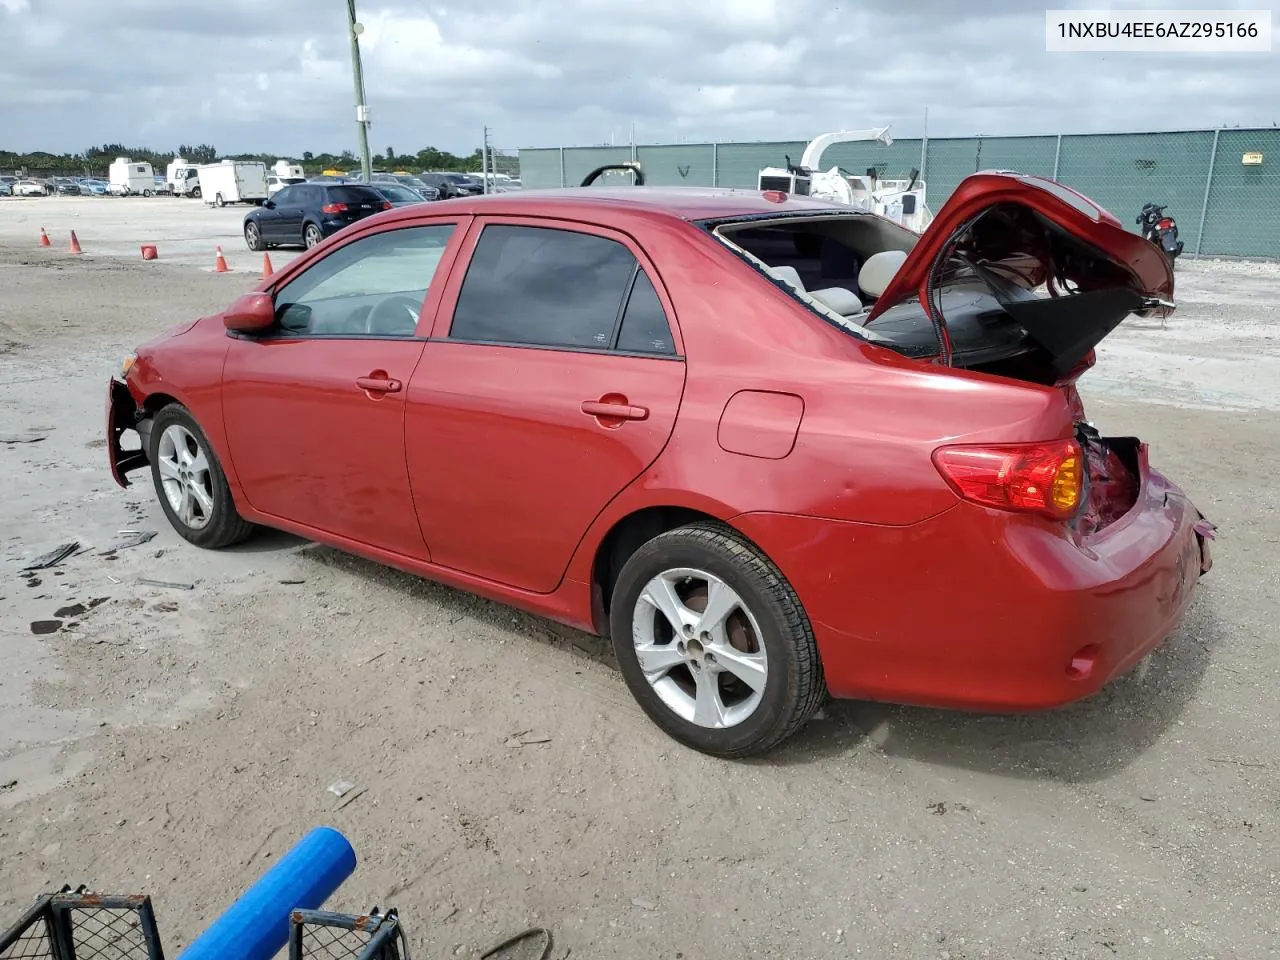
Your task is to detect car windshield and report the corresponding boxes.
[377,184,422,202]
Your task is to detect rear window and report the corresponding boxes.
[327,186,384,203]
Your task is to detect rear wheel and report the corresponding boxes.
[142,189,153,198]
[215,193,225,208]
[608,521,825,758]
[148,404,255,549]
[192,186,202,199]
[303,223,323,248]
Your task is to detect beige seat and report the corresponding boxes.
[768,264,806,292]
[858,250,909,299]
[809,286,863,315]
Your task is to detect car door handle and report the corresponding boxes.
[356,376,401,393]
[581,400,648,421]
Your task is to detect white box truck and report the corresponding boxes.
[197,160,269,207]
[166,157,202,198]
[108,158,157,196]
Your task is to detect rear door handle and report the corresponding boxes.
[356,376,402,393]
[581,400,648,421]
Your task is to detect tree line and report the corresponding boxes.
[1,142,509,175]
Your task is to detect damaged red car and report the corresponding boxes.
[106,172,1215,758]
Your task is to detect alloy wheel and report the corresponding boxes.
[631,567,768,729]
[156,424,215,530]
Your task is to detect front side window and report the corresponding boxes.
[448,224,639,349]
[273,225,456,337]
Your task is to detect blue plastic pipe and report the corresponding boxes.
[178,825,357,960]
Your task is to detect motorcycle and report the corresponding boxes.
[1137,202,1184,265]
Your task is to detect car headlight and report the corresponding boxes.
[120,353,137,378]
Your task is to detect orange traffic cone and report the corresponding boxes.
[68,230,83,255]
[39,227,50,247]
[213,246,229,273]
[261,252,273,279]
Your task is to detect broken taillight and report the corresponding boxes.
[322,202,349,214]
[932,439,1083,520]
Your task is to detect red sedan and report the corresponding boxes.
[107,173,1215,757]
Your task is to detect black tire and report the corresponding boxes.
[303,223,323,248]
[244,220,265,251]
[215,193,225,208]
[192,186,202,199]
[608,521,826,758]
[142,189,153,198]
[148,404,255,550]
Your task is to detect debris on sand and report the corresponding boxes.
[22,541,79,570]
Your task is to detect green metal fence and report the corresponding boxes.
[518,128,1280,259]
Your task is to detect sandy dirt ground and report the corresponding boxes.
[1,199,1279,960]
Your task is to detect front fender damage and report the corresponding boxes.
[107,377,150,488]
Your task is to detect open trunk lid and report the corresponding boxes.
[864,172,1175,377]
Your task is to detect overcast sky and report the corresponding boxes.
[2,0,1276,157]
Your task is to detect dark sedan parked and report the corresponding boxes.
[418,172,483,199]
[243,182,391,250]
[372,183,432,207]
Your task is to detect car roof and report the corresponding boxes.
[372,186,848,225]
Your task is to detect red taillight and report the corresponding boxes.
[1157,218,1173,229]
[381,200,393,210]
[932,439,1084,520]
[322,202,348,214]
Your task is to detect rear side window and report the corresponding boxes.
[329,186,384,204]
[616,271,675,355]
[449,225,639,349]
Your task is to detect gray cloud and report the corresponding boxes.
[1,0,1276,157]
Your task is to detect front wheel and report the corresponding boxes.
[148,404,255,549]
[608,521,826,758]
[191,186,201,199]
[244,220,265,251]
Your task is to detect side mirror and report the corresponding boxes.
[223,292,276,332]
[263,199,276,209]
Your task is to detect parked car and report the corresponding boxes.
[267,174,306,197]
[417,172,483,198]
[12,179,48,196]
[54,179,82,196]
[77,179,109,196]
[242,181,392,250]
[371,182,430,207]
[392,175,439,200]
[0,181,11,197]
[107,174,1213,758]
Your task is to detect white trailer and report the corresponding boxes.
[197,160,269,207]
[272,159,305,179]
[108,158,157,196]
[166,157,202,198]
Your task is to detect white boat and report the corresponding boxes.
[757,127,933,232]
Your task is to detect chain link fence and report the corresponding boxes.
[518,127,1280,259]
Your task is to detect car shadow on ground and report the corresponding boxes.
[771,595,1221,784]
[281,540,1218,786]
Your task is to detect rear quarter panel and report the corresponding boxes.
[563,219,1077,582]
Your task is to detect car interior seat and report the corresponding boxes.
[858,249,909,300]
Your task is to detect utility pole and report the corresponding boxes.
[482,125,489,194]
[345,0,372,182]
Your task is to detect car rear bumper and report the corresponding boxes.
[732,447,1213,711]
[107,377,150,488]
